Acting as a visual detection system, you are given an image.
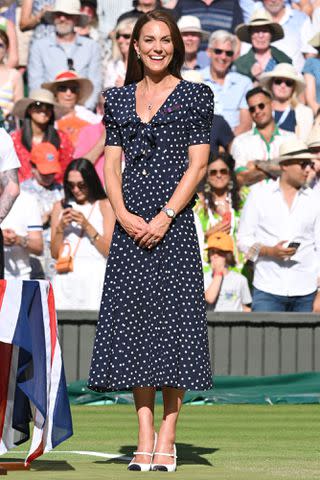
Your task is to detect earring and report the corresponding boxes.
[228,180,234,191]
[137,52,141,60]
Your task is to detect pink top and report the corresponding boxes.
[74,122,104,185]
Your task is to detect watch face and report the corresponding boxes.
[166,208,175,218]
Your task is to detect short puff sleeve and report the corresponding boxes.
[103,89,122,146]
[187,83,214,146]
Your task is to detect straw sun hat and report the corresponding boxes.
[235,10,284,44]
[177,15,209,41]
[12,88,68,119]
[44,0,89,27]
[259,63,306,96]
[275,139,318,164]
[42,70,93,106]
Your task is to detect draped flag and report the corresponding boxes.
[0,280,73,464]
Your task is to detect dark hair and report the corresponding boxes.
[63,158,107,204]
[208,249,236,267]
[204,152,241,213]
[0,30,9,49]
[124,9,184,85]
[246,86,272,103]
[21,106,61,151]
[133,0,161,8]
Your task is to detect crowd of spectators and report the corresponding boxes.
[1,0,320,313]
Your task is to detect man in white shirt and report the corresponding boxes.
[0,128,20,278]
[238,138,320,312]
[231,86,295,186]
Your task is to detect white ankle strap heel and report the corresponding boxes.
[151,444,177,472]
[127,432,158,472]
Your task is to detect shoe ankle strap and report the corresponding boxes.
[153,452,177,458]
[133,451,153,457]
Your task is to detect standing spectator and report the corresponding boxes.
[21,142,64,279]
[11,88,73,183]
[259,0,316,72]
[27,0,102,110]
[231,86,295,186]
[0,30,23,120]
[204,232,252,311]
[177,15,209,71]
[2,190,43,279]
[238,138,320,312]
[201,30,253,135]
[234,10,291,81]
[303,32,320,115]
[19,0,55,41]
[260,63,314,141]
[50,158,115,310]
[42,70,100,147]
[103,17,136,89]
[0,127,20,278]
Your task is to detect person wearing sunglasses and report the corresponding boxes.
[234,10,291,81]
[11,88,73,184]
[231,86,295,186]
[201,30,253,136]
[51,158,115,310]
[103,17,137,89]
[42,70,100,147]
[238,138,320,313]
[259,63,313,142]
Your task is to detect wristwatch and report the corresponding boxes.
[161,207,176,219]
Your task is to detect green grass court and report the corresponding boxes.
[2,405,319,480]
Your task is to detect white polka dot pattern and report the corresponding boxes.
[87,80,214,392]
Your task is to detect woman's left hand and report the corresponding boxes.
[70,210,89,229]
[135,211,172,249]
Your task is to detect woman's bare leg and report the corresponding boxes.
[132,386,156,464]
[153,387,185,465]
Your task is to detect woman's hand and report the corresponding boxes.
[136,211,171,249]
[59,208,73,230]
[70,209,89,229]
[205,220,231,238]
[119,211,149,240]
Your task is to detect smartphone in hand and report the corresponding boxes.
[287,242,300,250]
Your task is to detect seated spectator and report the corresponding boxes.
[231,86,295,186]
[306,125,320,190]
[0,9,18,67]
[234,10,291,81]
[194,152,244,274]
[76,0,100,41]
[2,190,43,279]
[103,17,136,89]
[201,30,253,135]
[28,0,102,110]
[177,15,209,71]
[21,142,64,280]
[204,232,252,311]
[258,0,316,72]
[51,158,115,310]
[0,30,23,122]
[238,138,320,312]
[11,88,73,183]
[117,0,165,23]
[260,63,314,141]
[19,0,55,41]
[42,70,100,147]
[303,32,320,115]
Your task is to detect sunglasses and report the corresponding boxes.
[289,160,315,170]
[273,78,295,88]
[209,168,229,176]
[212,48,234,57]
[57,84,79,94]
[29,101,53,112]
[67,181,87,191]
[116,33,131,40]
[248,102,268,114]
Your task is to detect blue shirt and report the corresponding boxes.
[201,67,253,129]
[28,33,102,110]
[303,57,320,103]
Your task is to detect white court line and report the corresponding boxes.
[11,450,131,461]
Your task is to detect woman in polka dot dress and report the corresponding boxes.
[88,10,214,472]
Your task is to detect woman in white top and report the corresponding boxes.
[51,158,115,310]
[103,17,137,89]
[259,63,314,142]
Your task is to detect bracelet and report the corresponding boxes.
[90,232,100,244]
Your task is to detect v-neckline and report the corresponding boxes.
[133,80,183,125]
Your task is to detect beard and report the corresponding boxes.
[55,22,75,37]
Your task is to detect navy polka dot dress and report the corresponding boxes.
[88,80,214,392]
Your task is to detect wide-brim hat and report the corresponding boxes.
[177,15,210,41]
[259,63,305,96]
[309,32,320,49]
[235,9,284,43]
[274,139,318,163]
[44,0,89,27]
[307,126,320,149]
[206,232,234,253]
[42,70,93,105]
[12,88,69,119]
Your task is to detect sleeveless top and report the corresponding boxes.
[0,69,15,116]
